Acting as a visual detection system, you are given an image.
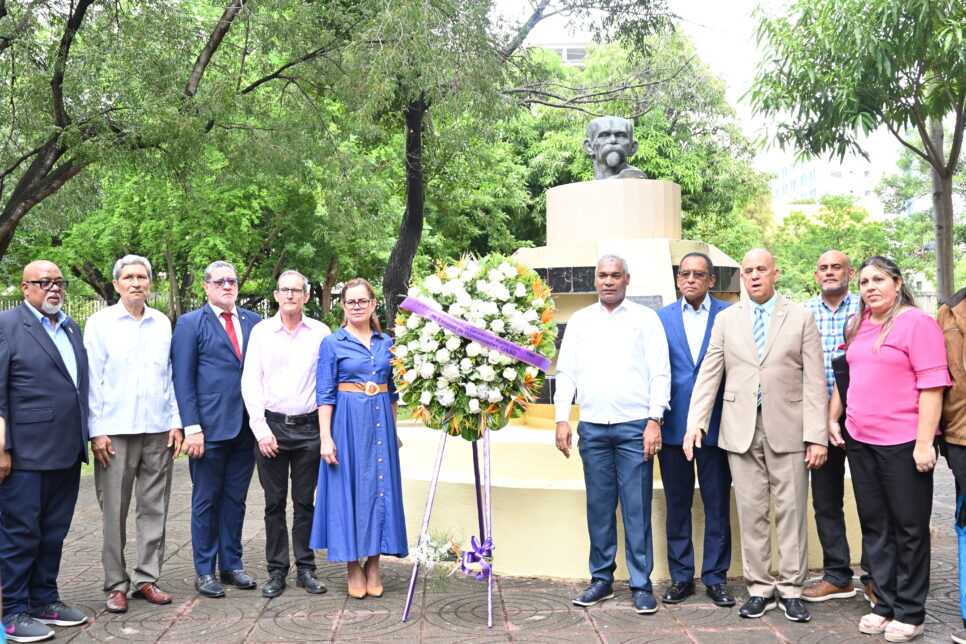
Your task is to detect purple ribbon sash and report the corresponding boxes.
[459,535,494,580]
[399,296,551,371]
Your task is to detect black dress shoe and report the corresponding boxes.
[632,589,659,614]
[219,569,256,590]
[296,569,327,594]
[195,574,226,598]
[572,579,614,606]
[779,597,810,622]
[662,580,695,604]
[738,595,777,618]
[705,583,736,607]
[261,571,286,598]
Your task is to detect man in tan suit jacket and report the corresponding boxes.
[684,249,828,623]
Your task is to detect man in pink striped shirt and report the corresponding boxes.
[241,270,331,598]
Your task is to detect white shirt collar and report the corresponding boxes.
[680,295,711,314]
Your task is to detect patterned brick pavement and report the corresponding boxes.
[45,459,966,642]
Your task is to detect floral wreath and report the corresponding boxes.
[392,254,558,441]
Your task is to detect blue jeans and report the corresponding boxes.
[577,419,653,591]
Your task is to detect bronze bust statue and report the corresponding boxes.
[583,116,648,180]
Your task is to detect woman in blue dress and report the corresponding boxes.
[310,278,407,599]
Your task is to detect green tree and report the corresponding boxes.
[750,0,966,299]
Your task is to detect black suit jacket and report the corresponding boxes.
[0,302,89,469]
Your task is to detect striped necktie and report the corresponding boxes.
[754,305,766,406]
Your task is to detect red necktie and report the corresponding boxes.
[221,312,242,359]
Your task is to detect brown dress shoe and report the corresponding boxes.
[105,590,128,613]
[802,579,857,602]
[132,583,172,605]
[864,583,878,607]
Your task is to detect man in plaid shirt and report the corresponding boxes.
[801,251,869,604]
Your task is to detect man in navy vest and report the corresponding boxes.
[0,261,90,642]
[656,251,734,608]
[172,260,260,598]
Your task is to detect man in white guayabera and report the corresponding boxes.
[554,254,671,615]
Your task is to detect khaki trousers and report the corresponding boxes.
[94,432,174,593]
[727,410,809,598]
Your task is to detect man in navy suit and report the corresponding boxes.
[172,260,261,598]
[0,261,90,642]
[656,251,734,608]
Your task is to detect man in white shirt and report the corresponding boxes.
[241,271,330,598]
[554,254,671,615]
[85,255,183,614]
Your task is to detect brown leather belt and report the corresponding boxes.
[337,382,388,396]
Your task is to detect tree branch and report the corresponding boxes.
[0,0,34,55]
[50,0,96,127]
[945,94,965,177]
[184,0,247,98]
[500,0,552,61]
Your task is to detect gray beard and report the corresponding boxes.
[41,300,62,315]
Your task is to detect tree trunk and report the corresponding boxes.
[930,119,955,301]
[321,255,338,315]
[383,93,427,330]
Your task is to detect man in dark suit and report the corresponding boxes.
[656,251,734,608]
[172,260,260,598]
[0,260,90,642]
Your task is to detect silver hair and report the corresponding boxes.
[586,116,634,141]
[113,254,153,281]
[203,260,237,282]
[597,254,629,274]
[276,269,310,292]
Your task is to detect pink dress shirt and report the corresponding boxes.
[845,308,950,445]
[241,313,331,441]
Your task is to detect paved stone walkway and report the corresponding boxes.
[47,460,965,642]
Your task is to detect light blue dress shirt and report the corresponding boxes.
[748,292,780,334]
[24,301,78,386]
[680,295,712,364]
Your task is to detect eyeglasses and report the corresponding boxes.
[206,278,239,288]
[277,287,305,296]
[344,298,373,309]
[677,271,709,280]
[26,279,69,291]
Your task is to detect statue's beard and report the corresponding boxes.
[602,148,626,168]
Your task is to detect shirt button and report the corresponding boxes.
[375,406,380,410]
[378,458,383,463]
[380,493,384,497]
[371,371,376,375]
[377,441,382,445]
[370,356,374,360]
[379,475,383,479]
[376,423,381,427]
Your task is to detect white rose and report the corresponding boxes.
[466,342,483,357]
[509,315,528,333]
[499,262,517,278]
[460,358,474,374]
[436,377,450,389]
[524,324,539,336]
[475,384,489,399]
[407,286,422,297]
[465,382,478,397]
[422,339,440,353]
[442,364,460,380]
[425,321,441,335]
[419,362,435,379]
[490,318,505,333]
[435,348,451,364]
[532,297,545,308]
[448,303,464,317]
[419,390,432,405]
[476,279,491,295]
[395,344,409,358]
[461,270,477,283]
[435,389,456,407]
[501,302,518,317]
[502,367,517,381]
[487,389,503,403]
[468,398,481,413]
[525,366,539,378]
[408,341,422,354]
[424,274,443,294]
[487,268,504,282]
[487,350,502,364]
[445,265,460,279]
[523,309,539,322]
[483,301,499,316]
[406,315,422,329]
[478,365,496,382]
[394,325,406,337]
[445,337,461,351]
[403,370,418,383]
[493,284,511,301]
[456,291,473,306]
[514,282,527,298]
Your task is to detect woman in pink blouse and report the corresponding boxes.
[827,256,949,642]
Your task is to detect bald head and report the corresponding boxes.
[740,248,780,304]
[21,260,66,319]
[815,250,854,300]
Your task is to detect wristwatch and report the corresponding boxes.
[647,417,663,425]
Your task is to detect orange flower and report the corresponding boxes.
[516,265,527,274]
[449,538,462,558]
[541,308,555,324]
[530,331,543,346]
[486,403,499,414]
[504,400,515,418]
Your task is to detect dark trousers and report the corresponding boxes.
[846,436,932,625]
[0,460,81,615]
[577,419,654,591]
[255,415,321,573]
[810,433,872,587]
[189,428,256,576]
[658,444,732,586]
